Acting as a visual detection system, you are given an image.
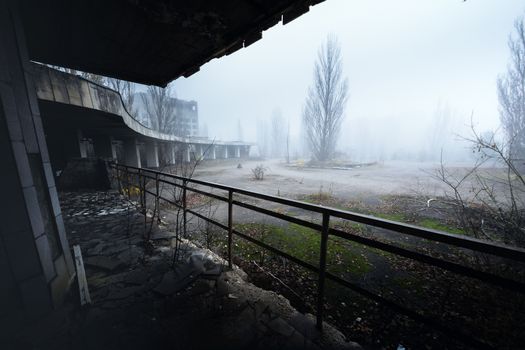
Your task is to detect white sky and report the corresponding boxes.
[165,0,524,157]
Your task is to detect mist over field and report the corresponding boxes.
[153,0,525,164]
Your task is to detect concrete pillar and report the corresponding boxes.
[225,146,229,159]
[123,138,141,167]
[78,130,88,158]
[236,146,241,158]
[198,144,203,160]
[170,143,176,165]
[183,146,191,163]
[145,141,159,168]
[0,1,74,325]
[212,145,216,160]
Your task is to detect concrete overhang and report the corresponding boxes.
[19,0,324,87]
[34,63,252,146]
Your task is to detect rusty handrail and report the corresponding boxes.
[110,162,525,349]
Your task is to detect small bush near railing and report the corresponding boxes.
[251,164,267,180]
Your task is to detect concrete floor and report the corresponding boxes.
[1,191,361,350]
[191,159,490,202]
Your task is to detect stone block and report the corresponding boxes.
[32,115,49,161]
[54,214,74,275]
[48,69,69,104]
[23,69,40,117]
[78,80,93,108]
[22,186,45,238]
[11,140,33,188]
[47,185,61,217]
[35,234,56,283]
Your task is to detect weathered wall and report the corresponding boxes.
[0,1,74,330]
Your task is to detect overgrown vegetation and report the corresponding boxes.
[435,126,525,247]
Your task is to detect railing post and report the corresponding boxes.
[140,169,146,211]
[316,212,330,331]
[155,173,160,224]
[228,190,233,269]
[182,180,187,238]
[116,164,121,193]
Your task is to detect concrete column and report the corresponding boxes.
[212,146,216,160]
[183,146,191,163]
[77,130,88,158]
[123,138,141,167]
[170,143,176,165]
[225,146,229,159]
[145,141,159,168]
[0,1,74,324]
[198,144,203,160]
[236,146,241,158]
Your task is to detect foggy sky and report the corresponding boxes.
[152,0,524,160]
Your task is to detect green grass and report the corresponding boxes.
[234,222,371,276]
[417,218,464,235]
[374,212,406,222]
[373,212,464,235]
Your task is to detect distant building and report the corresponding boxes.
[133,92,199,137]
[173,99,199,137]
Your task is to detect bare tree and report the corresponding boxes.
[497,14,525,171]
[141,85,177,135]
[424,102,453,161]
[302,35,349,162]
[107,78,137,116]
[434,123,525,247]
[271,108,285,158]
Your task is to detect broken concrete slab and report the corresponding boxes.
[84,256,126,272]
[153,270,199,296]
[265,317,295,337]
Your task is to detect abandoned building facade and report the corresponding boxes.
[133,92,200,137]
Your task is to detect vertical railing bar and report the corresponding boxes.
[316,212,330,331]
[183,179,187,238]
[116,163,121,194]
[228,189,233,269]
[155,173,160,224]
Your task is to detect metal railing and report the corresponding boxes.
[110,162,525,348]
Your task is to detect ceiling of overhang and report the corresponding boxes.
[19,0,324,87]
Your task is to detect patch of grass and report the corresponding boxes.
[371,212,465,235]
[417,218,464,235]
[374,212,406,222]
[233,222,371,276]
[391,276,425,296]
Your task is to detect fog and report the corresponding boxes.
[154,0,524,162]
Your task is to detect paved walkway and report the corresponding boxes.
[8,191,361,350]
